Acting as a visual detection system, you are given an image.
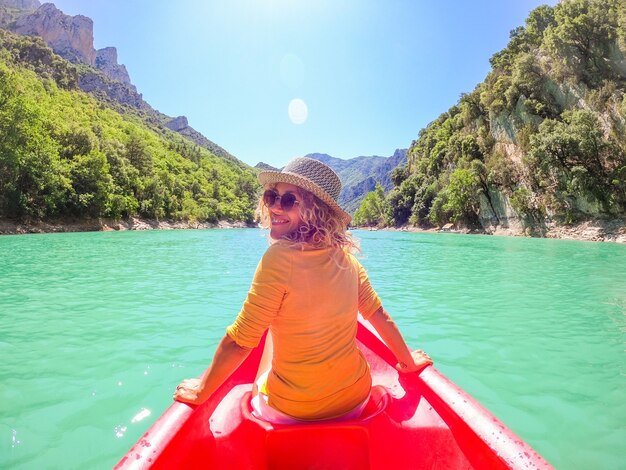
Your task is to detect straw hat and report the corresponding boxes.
[258,157,351,226]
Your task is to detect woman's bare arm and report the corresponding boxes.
[174,334,252,405]
[367,307,432,373]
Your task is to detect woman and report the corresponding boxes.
[174,157,432,422]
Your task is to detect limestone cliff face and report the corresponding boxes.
[11,3,96,65]
[1,1,240,164]
[1,0,40,10]
[478,189,523,234]
[0,0,38,26]
[78,70,147,110]
[5,2,132,89]
[95,47,131,85]
[165,116,189,132]
[2,2,151,110]
[484,78,622,232]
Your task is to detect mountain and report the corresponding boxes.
[372,0,625,239]
[306,149,407,214]
[0,22,258,224]
[254,162,280,172]
[0,0,238,163]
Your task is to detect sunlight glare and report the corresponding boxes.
[288,98,308,124]
[131,408,152,423]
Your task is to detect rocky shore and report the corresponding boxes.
[491,218,626,243]
[0,217,254,235]
[358,217,626,244]
[2,217,625,243]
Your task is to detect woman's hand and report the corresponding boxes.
[368,308,432,375]
[172,334,253,406]
[396,349,433,373]
[173,378,207,405]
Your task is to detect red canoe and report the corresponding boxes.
[116,321,553,469]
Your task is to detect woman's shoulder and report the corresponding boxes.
[265,240,293,254]
[261,241,295,265]
[265,240,323,255]
[265,241,359,260]
[344,250,362,265]
[252,243,294,282]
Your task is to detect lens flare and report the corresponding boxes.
[288,98,308,125]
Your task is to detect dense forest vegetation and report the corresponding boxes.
[0,30,259,224]
[354,0,626,232]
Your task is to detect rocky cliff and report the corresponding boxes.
[389,0,626,240]
[77,68,147,110]
[1,1,136,92]
[95,46,131,84]
[11,3,96,65]
[0,0,38,13]
[0,0,239,164]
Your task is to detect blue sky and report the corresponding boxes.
[50,0,557,168]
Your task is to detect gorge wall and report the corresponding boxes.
[0,0,238,162]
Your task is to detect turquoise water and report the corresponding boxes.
[0,229,624,469]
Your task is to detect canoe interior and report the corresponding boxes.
[116,322,552,470]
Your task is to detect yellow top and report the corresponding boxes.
[226,241,382,420]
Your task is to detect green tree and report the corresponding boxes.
[386,0,625,234]
[0,65,69,218]
[527,109,625,214]
[442,168,480,223]
[125,133,154,175]
[0,31,263,225]
[353,183,387,226]
[545,0,624,86]
[67,150,113,217]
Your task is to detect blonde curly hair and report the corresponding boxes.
[257,184,359,253]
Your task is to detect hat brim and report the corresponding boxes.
[258,170,352,226]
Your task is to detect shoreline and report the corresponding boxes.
[0,217,254,235]
[354,218,626,244]
[1,217,624,243]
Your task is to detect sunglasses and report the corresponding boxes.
[263,190,300,211]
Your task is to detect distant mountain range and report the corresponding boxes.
[256,149,407,214]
